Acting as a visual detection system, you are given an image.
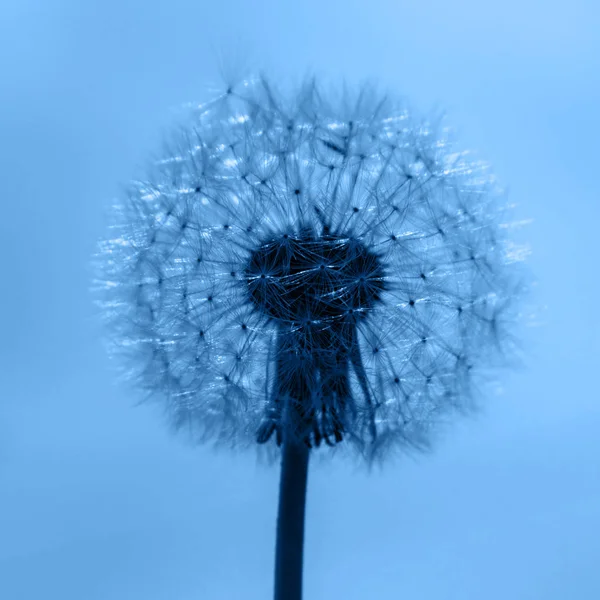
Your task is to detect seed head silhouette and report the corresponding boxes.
[98,76,520,461]
[97,75,525,599]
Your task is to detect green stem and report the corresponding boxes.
[274,440,310,600]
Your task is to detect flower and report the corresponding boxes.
[96,76,522,460]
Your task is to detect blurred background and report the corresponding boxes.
[1,1,598,598]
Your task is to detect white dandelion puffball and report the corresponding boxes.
[97,76,522,459]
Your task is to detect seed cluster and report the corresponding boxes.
[246,231,386,446]
[246,232,385,322]
[97,76,521,458]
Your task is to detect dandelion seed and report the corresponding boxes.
[95,74,525,600]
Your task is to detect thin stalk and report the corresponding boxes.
[274,440,310,600]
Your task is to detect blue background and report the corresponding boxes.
[1,1,599,598]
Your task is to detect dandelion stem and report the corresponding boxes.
[274,440,310,600]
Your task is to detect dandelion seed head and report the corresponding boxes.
[95,75,525,461]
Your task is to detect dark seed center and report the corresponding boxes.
[245,231,385,323]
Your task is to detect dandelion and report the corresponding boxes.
[96,75,523,600]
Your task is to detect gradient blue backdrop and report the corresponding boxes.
[1,1,599,598]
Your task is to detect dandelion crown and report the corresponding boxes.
[98,76,520,459]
